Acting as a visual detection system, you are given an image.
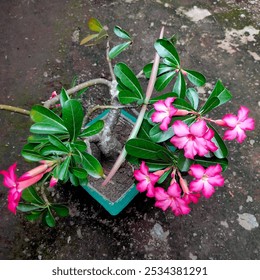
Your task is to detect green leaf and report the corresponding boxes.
[149,92,178,104]
[30,122,68,135]
[154,39,180,66]
[118,89,143,104]
[114,25,131,40]
[177,150,194,172]
[137,119,153,140]
[109,41,131,59]
[58,157,71,181]
[186,88,199,110]
[17,203,43,212]
[184,69,206,86]
[21,143,44,162]
[60,88,70,108]
[88,18,103,32]
[71,167,88,179]
[80,33,99,45]
[155,71,176,91]
[208,124,228,159]
[143,63,174,79]
[173,98,194,111]
[173,72,186,99]
[80,120,104,137]
[22,187,45,205]
[69,172,80,186]
[149,124,174,143]
[51,204,69,217]
[26,211,43,221]
[27,135,50,144]
[157,168,172,184]
[30,105,67,133]
[44,209,56,227]
[82,153,103,178]
[40,145,68,156]
[126,138,172,161]
[48,135,69,152]
[62,99,84,141]
[71,140,87,152]
[114,63,143,99]
[200,80,232,114]
[194,156,228,171]
[144,160,170,171]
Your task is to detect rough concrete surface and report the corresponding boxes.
[0,0,259,260]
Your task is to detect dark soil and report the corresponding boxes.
[88,114,135,202]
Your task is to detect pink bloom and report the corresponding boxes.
[154,183,190,216]
[151,97,178,131]
[0,163,54,214]
[189,164,224,198]
[170,120,218,159]
[133,161,159,197]
[222,106,255,143]
[183,192,201,204]
[49,177,58,188]
[49,91,58,99]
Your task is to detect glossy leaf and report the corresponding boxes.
[48,135,69,152]
[143,63,174,79]
[26,211,43,221]
[27,135,50,144]
[118,89,143,104]
[184,69,206,86]
[149,92,178,104]
[80,120,104,138]
[71,140,87,152]
[154,39,180,66]
[82,152,103,178]
[208,124,228,159]
[194,156,228,171]
[60,88,70,108]
[109,41,131,59]
[62,99,84,141]
[173,72,186,99]
[88,18,103,32]
[173,98,194,111]
[80,33,99,45]
[30,105,68,134]
[126,138,172,161]
[22,186,45,205]
[44,209,56,227]
[137,119,153,140]
[69,172,80,186]
[51,204,69,217]
[71,167,88,179]
[114,63,143,99]
[21,144,44,162]
[186,88,199,110]
[58,157,71,181]
[40,145,68,156]
[155,71,176,91]
[114,25,131,40]
[200,80,232,114]
[149,124,174,143]
[157,168,172,184]
[17,203,43,212]
[177,150,194,172]
[144,160,170,171]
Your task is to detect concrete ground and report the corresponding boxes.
[0,0,259,260]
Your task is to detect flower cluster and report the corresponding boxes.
[132,100,255,216]
[0,161,57,214]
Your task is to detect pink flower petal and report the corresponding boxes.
[136,180,148,193]
[237,106,249,122]
[189,164,205,179]
[222,114,238,128]
[164,97,175,108]
[172,121,189,137]
[154,187,169,200]
[205,164,222,177]
[223,128,238,141]
[149,173,160,185]
[236,128,247,143]
[190,180,204,192]
[151,111,167,123]
[146,183,155,198]
[17,172,45,191]
[208,174,225,187]
[155,199,171,211]
[133,169,146,181]
[49,177,58,188]
[183,140,197,159]
[167,183,181,197]
[159,116,171,131]
[140,161,149,176]
[170,135,189,149]
[201,182,215,198]
[239,118,255,131]
[190,120,207,137]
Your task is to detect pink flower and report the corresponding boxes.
[188,164,224,198]
[183,192,201,204]
[151,97,178,131]
[133,161,159,197]
[154,183,190,216]
[170,120,218,159]
[222,106,255,143]
[0,162,54,214]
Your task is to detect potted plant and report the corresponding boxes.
[0,18,255,226]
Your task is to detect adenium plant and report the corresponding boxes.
[0,18,255,227]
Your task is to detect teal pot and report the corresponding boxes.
[82,109,139,215]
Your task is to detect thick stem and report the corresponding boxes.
[102,26,165,186]
[43,78,112,108]
[0,104,30,116]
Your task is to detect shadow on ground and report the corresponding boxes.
[0,0,259,260]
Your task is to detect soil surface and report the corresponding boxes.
[0,0,259,260]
